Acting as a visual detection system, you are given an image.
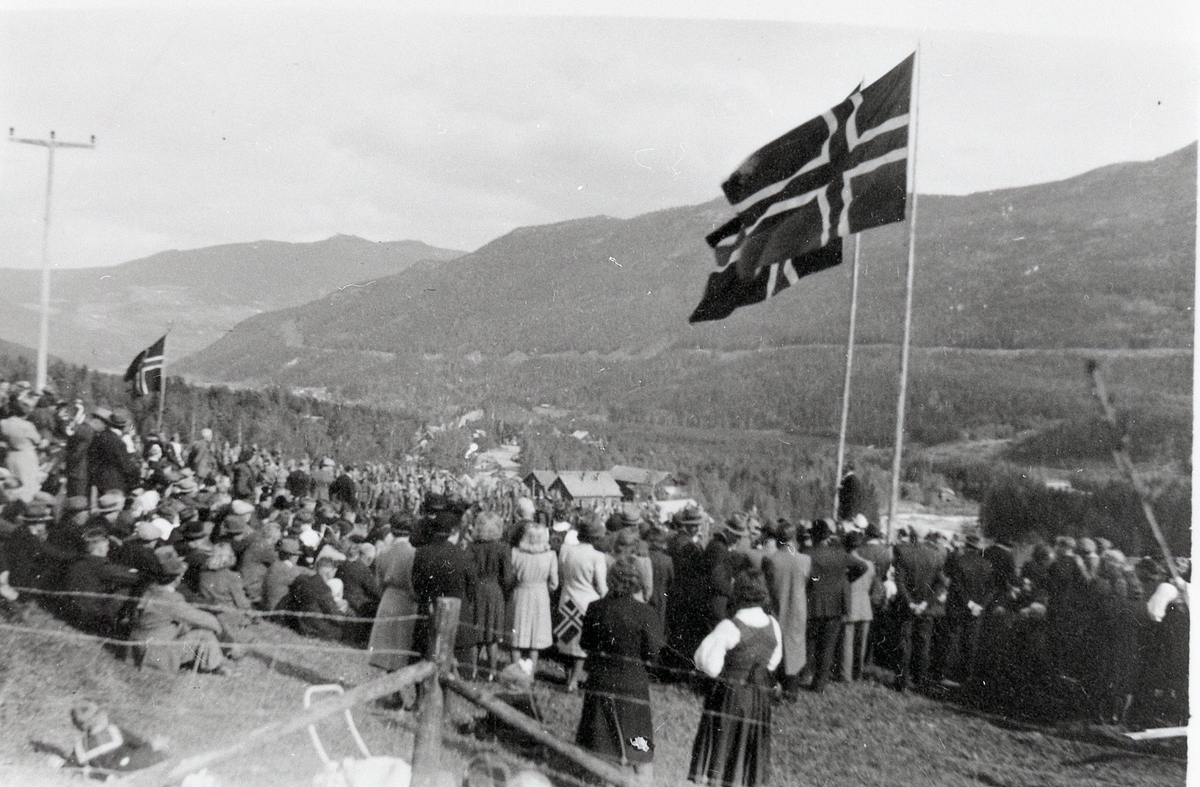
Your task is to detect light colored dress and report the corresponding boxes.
[368,538,418,670]
[557,542,608,657]
[509,546,559,650]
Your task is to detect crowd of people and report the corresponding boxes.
[0,380,1190,786]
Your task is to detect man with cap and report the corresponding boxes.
[60,527,139,636]
[700,514,753,629]
[806,519,869,692]
[87,410,142,496]
[664,508,709,675]
[6,502,71,597]
[92,492,127,536]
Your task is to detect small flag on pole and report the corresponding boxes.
[690,53,914,323]
[124,335,166,397]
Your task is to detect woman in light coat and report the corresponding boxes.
[509,521,559,676]
[761,519,811,699]
[558,513,608,692]
[368,515,418,671]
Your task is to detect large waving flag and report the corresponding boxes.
[124,335,166,397]
[690,53,913,323]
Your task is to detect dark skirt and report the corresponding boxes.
[473,580,507,644]
[688,680,771,787]
[576,685,654,766]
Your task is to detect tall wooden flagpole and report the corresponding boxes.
[887,44,922,541]
[833,234,862,520]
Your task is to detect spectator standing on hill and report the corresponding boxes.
[1,390,45,503]
[665,509,708,675]
[369,513,418,672]
[761,519,810,700]
[88,410,141,496]
[688,568,781,787]
[187,428,218,483]
[939,532,994,687]
[411,501,477,668]
[311,457,336,503]
[892,530,947,692]
[557,512,608,692]
[575,555,662,785]
[508,520,558,676]
[468,511,512,680]
[841,530,876,682]
[805,519,868,692]
[64,409,100,498]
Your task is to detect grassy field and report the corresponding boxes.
[0,605,1185,787]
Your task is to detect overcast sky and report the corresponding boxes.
[1,1,1196,269]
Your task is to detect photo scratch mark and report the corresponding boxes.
[338,280,376,290]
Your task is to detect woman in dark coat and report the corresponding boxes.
[688,568,781,787]
[468,511,511,679]
[575,555,662,784]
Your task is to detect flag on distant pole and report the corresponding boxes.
[690,53,914,323]
[124,335,166,397]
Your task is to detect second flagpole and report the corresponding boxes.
[886,42,922,542]
[833,234,861,521]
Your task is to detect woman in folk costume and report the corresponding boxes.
[368,512,418,672]
[557,511,609,692]
[468,511,512,680]
[689,568,782,787]
[575,556,662,784]
[131,548,228,674]
[508,520,559,676]
[760,519,811,700]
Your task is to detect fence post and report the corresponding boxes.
[411,596,460,786]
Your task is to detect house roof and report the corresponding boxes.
[551,471,623,499]
[524,471,558,488]
[609,465,672,486]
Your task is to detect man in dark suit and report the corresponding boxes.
[276,557,345,640]
[86,410,141,496]
[64,410,100,498]
[806,519,868,692]
[939,533,995,686]
[892,530,947,692]
[411,502,477,665]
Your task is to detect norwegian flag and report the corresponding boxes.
[690,53,913,322]
[123,335,166,397]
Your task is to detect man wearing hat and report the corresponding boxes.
[699,514,754,629]
[87,410,141,496]
[806,519,869,692]
[937,531,995,689]
[6,502,66,595]
[892,528,949,692]
[411,504,477,667]
[187,428,218,484]
[60,527,139,636]
[64,409,102,498]
[663,508,709,673]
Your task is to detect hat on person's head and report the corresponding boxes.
[852,513,870,531]
[294,509,316,526]
[551,520,571,533]
[173,477,199,495]
[316,543,347,563]
[65,495,90,513]
[230,499,255,517]
[278,537,302,556]
[153,546,187,579]
[81,527,108,545]
[615,507,642,530]
[180,520,214,541]
[177,506,199,524]
[722,513,749,539]
[515,497,536,522]
[426,509,461,540]
[103,409,130,429]
[964,531,983,548]
[320,457,335,468]
[91,406,113,425]
[18,503,54,525]
[676,507,704,531]
[221,514,252,536]
[580,511,608,541]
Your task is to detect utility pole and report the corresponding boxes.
[9,128,96,393]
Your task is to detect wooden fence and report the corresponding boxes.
[117,597,639,787]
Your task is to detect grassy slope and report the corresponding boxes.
[0,607,1184,787]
